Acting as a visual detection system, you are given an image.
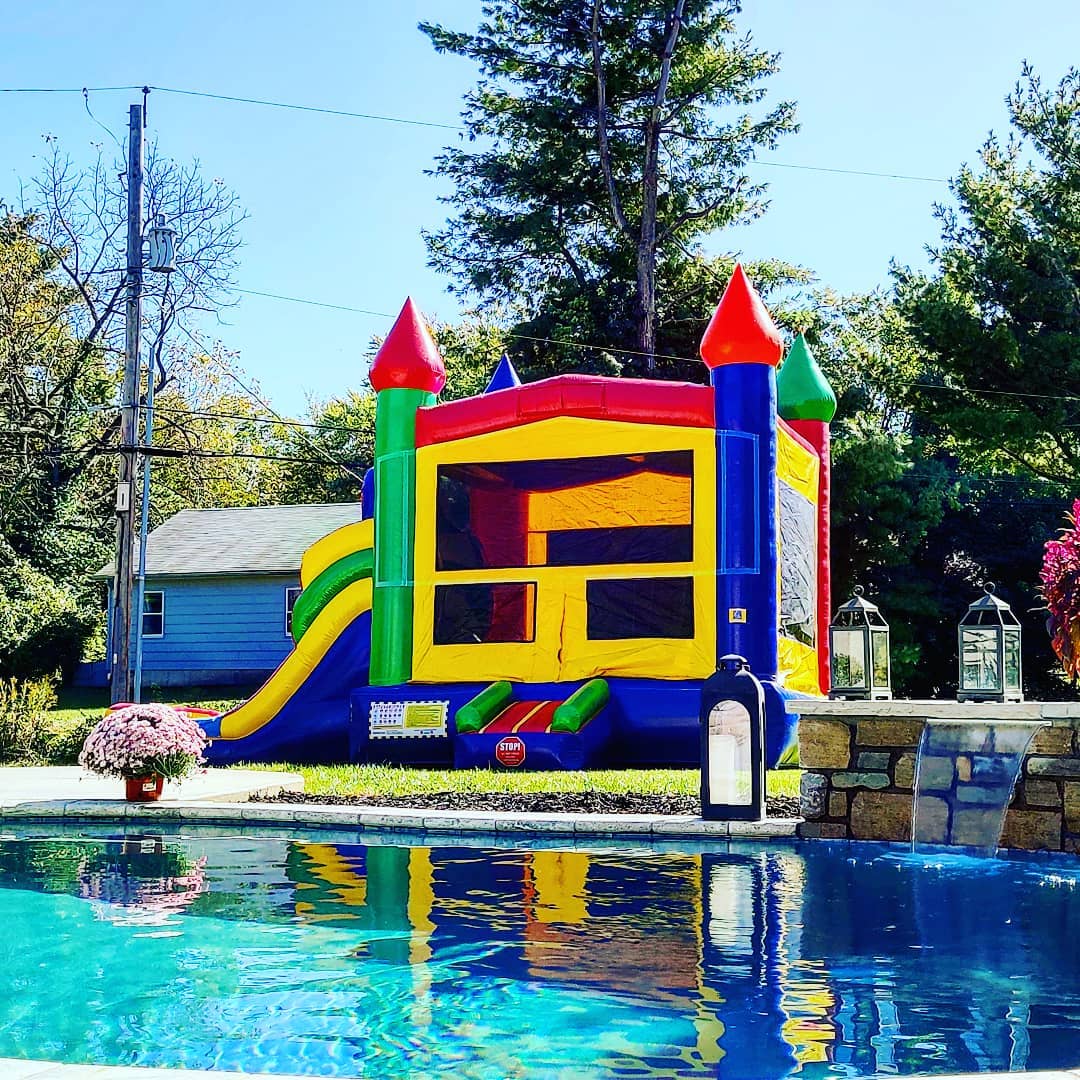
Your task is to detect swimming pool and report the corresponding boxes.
[2,826,1079,1078]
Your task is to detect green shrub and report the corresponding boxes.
[44,711,99,765]
[0,553,97,680]
[0,676,58,763]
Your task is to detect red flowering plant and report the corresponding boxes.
[1040,499,1080,681]
[79,702,207,781]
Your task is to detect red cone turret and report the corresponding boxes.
[369,297,446,394]
[699,264,783,369]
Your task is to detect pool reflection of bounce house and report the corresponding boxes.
[283,839,823,1075]
[204,265,837,768]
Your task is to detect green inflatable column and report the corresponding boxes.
[368,297,446,686]
[777,332,837,695]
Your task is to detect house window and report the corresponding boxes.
[142,591,164,638]
[285,586,302,637]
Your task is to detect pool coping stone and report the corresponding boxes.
[4,1059,1080,1080]
[0,795,800,839]
[0,769,800,838]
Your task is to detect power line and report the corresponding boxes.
[150,85,949,182]
[0,86,1059,411]
[908,382,1080,404]
[752,160,946,184]
[12,253,1080,411]
[150,403,370,434]
[139,446,357,465]
[61,400,364,443]
[29,441,362,467]
[230,285,1080,405]
[235,288,392,317]
[149,86,462,131]
[0,83,950,184]
[234,285,708,365]
[505,329,700,365]
[14,436,1073,493]
[0,85,144,94]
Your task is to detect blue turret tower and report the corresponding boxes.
[699,264,784,681]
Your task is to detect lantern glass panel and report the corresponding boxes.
[1004,630,1022,691]
[831,628,867,689]
[961,627,1001,692]
[706,701,752,805]
[871,630,890,689]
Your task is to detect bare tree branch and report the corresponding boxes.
[590,0,635,243]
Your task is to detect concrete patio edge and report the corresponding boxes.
[0,767,305,806]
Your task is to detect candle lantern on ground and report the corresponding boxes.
[829,587,892,700]
[957,583,1023,703]
[700,654,765,821]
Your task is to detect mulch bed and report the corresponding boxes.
[263,789,800,818]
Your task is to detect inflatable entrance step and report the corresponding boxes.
[482,699,561,735]
[453,679,612,772]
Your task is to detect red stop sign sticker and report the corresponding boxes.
[495,736,526,768]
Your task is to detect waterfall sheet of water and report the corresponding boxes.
[911,719,1046,856]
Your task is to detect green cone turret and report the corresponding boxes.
[777,333,837,423]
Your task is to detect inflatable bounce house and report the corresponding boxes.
[203,265,837,770]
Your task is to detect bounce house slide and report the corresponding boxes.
[204,520,376,764]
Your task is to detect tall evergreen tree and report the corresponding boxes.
[421,0,797,369]
[897,65,1080,483]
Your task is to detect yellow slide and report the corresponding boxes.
[218,578,373,740]
[301,518,374,588]
[206,516,378,759]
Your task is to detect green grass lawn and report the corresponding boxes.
[37,686,247,764]
[49,686,246,728]
[245,762,802,800]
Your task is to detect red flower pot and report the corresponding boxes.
[125,775,165,802]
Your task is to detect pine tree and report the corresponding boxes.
[421,0,796,369]
[897,65,1080,482]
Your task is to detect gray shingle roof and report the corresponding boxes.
[97,503,366,578]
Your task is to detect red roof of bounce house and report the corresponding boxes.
[369,297,447,394]
[699,263,784,369]
[415,374,715,447]
[408,265,798,447]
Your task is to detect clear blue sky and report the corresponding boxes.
[3,1,1079,412]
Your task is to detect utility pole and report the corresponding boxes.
[109,102,145,704]
[132,343,156,704]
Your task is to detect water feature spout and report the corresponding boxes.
[911,719,1047,855]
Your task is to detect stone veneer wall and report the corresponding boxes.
[798,714,1080,852]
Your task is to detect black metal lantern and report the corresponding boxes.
[829,587,891,700]
[700,655,765,821]
[957,583,1022,703]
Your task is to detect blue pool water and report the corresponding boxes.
[2,829,1080,1078]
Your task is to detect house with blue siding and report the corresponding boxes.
[97,504,365,688]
